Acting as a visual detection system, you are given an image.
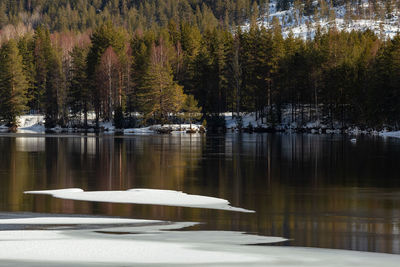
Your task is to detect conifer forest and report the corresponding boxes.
[0,0,400,129]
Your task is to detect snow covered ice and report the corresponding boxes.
[25,188,255,213]
[0,215,399,266]
[0,187,395,266]
[0,217,158,225]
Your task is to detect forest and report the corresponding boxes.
[0,0,400,130]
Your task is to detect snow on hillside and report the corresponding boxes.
[248,0,400,39]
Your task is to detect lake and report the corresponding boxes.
[0,133,399,254]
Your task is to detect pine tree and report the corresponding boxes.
[33,26,52,113]
[182,94,201,129]
[17,35,36,112]
[0,39,28,129]
[44,49,64,128]
[137,40,185,124]
[69,45,90,127]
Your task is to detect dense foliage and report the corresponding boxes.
[0,1,400,129]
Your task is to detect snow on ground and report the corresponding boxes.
[17,115,45,133]
[125,124,203,134]
[25,188,254,213]
[0,115,204,134]
[244,0,400,40]
[379,131,400,139]
[224,110,326,131]
[18,115,44,128]
[224,110,394,135]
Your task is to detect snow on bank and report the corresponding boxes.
[124,124,203,134]
[25,188,254,213]
[0,115,204,134]
[17,115,45,133]
[379,131,400,139]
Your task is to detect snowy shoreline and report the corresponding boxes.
[2,114,400,139]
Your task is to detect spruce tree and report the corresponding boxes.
[137,40,185,124]
[0,40,28,129]
[33,26,52,113]
[18,36,36,112]
[44,49,63,128]
[182,94,201,129]
[69,45,90,127]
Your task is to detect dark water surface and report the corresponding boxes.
[0,133,400,254]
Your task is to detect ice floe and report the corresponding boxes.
[0,213,398,266]
[0,217,158,225]
[0,227,398,266]
[24,188,254,213]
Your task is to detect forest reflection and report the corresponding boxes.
[0,133,399,254]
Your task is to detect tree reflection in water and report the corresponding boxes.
[0,133,399,253]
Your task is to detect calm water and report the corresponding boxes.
[0,133,400,254]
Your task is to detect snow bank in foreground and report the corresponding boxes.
[25,188,254,213]
[0,228,398,266]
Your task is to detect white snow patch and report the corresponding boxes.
[25,188,254,213]
[99,121,115,131]
[246,0,400,40]
[124,124,203,134]
[379,131,400,138]
[17,115,45,133]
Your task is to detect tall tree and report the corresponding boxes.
[182,94,201,129]
[33,26,52,113]
[87,21,127,125]
[44,48,64,128]
[0,39,28,129]
[137,39,185,124]
[96,46,120,121]
[69,45,90,126]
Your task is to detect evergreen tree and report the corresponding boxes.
[33,27,52,113]
[69,45,90,127]
[182,94,201,129]
[44,48,64,128]
[0,40,28,129]
[17,35,36,112]
[137,40,185,124]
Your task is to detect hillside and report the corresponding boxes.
[1,1,399,39]
[251,0,400,39]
